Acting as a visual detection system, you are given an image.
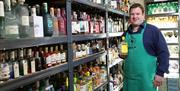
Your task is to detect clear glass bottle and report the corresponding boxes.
[0,1,5,38]
[15,0,29,38]
[4,0,19,39]
[56,8,65,35]
[50,7,59,37]
[119,36,128,58]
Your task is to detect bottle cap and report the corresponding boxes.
[122,36,125,40]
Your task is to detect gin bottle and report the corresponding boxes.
[0,1,5,38]
[42,3,53,37]
[16,0,29,38]
[4,0,19,39]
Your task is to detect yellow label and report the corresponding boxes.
[121,44,128,54]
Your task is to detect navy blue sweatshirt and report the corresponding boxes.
[123,22,169,77]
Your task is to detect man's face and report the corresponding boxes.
[129,7,145,26]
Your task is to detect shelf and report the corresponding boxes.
[160,28,178,31]
[147,13,179,17]
[108,58,123,68]
[94,81,108,91]
[159,28,179,30]
[169,58,179,60]
[0,36,67,50]
[72,33,106,41]
[146,0,177,4]
[167,43,179,45]
[114,82,123,91]
[108,32,123,38]
[0,63,68,91]
[72,0,106,11]
[73,51,106,67]
[107,8,129,17]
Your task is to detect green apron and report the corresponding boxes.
[123,23,157,91]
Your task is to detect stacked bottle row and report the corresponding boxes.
[161,30,178,43]
[71,11,105,34]
[73,57,107,91]
[0,0,67,39]
[147,1,178,15]
[73,40,105,59]
[14,72,69,91]
[147,16,178,28]
[109,63,123,91]
[0,44,67,83]
[108,17,124,33]
[108,37,127,65]
[13,56,107,91]
[108,0,130,13]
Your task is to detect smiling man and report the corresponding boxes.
[122,3,169,91]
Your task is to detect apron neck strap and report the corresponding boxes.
[141,23,147,34]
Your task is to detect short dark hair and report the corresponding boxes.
[130,3,144,13]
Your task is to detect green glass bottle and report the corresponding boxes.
[42,2,53,37]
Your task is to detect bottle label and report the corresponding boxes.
[51,54,57,64]
[13,62,19,78]
[0,2,4,17]
[72,21,80,34]
[23,60,28,75]
[46,56,52,67]
[21,16,29,26]
[121,44,128,54]
[6,25,19,34]
[47,18,53,28]
[56,53,61,63]
[61,52,66,62]
[31,59,36,73]
[0,63,10,80]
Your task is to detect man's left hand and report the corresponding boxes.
[153,75,164,87]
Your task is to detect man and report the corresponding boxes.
[122,3,169,91]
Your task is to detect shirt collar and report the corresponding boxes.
[128,22,146,34]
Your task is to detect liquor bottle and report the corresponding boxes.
[49,46,56,66]
[19,48,28,76]
[60,45,66,63]
[72,42,77,59]
[27,48,36,73]
[79,12,89,34]
[10,50,20,78]
[56,8,65,35]
[42,2,53,37]
[45,78,55,91]
[119,36,128,58]
[35,4,41,16]
[43,47,51,68]
[54,45,61,64]
[7,51,14,79]
[0,1,5,38]
[39,47,46,69]
[0,51,10,82]
[16,0,30,38]
[35,49,42,71]
[61,8,67,35]
[4,0,19,39]
[29,7,44,38]
[50,7,59,37]
[98,16,105,33]
[71,11,80,34]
